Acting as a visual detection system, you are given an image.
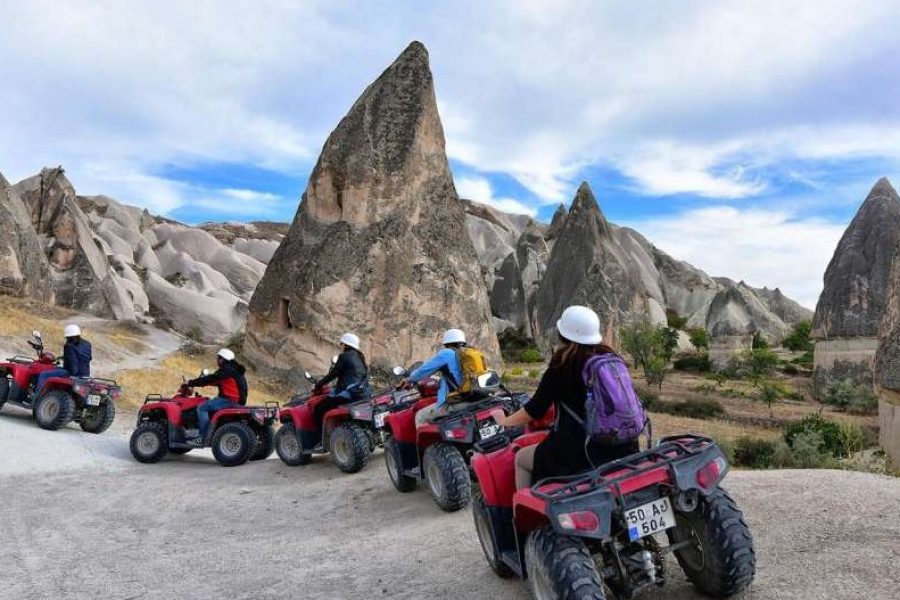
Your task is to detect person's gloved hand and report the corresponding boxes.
[396,378,409,390]
[186,379,197,387]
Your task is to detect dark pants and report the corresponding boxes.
[198,397,235,437]
[313,391,355,430]
[35,369,69,397]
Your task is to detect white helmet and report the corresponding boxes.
[442,328,466,345]
[556,306,603,345]
[339,332,360,350]
[217,348,236,361]
[63,324,81,338]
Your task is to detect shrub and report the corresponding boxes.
[837,422,866,458]
[647,398,726,420]
[688,327,709,350]
[673,352,711,372]
[226,331,245,351]
[620,318,672,388]
[781,362,799,376]
[792,349,814,368]
[782,320,813,352]
[666,309,688,330]
[756,379,789,417]
[694,383,716,394]
[785,413,843,458]
[822,379,878,415]
[733,437,777,468]
[637,388,658,410]
[509,367,523,376]
[752,331,769,350]
[784,431,831,468]
[527,368,540,379]
[498,327,542,362]
[519,348,544,363]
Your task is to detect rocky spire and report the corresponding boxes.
[245,42,500,378]
[0,171,52,300]
[545,203,568,241]
[813,177,900,339]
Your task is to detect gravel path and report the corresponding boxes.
[0,412,898,600]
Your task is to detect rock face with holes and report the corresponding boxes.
[245,41,499,379]
[0,171,52,301]
[813,178,900,397]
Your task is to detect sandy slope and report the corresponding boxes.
[0,412,898,600]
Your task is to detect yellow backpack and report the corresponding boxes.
[454,347,500,395]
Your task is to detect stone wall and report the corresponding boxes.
[812,337,878,398]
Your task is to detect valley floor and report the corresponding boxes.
[1,405,899,600]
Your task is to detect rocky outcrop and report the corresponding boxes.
[245,42,499,378]
[813,178,900,396]
[874,247,900,466]
[488,220,550,336]
[0,172,52,301]
[545,203,567,241]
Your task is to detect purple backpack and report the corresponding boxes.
[562,354,646,444]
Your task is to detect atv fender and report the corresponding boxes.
[140,401,185,425]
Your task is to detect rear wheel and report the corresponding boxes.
[80,401,116,434]
[0,377,9,409]
[329,423,371,473]
[130,422,168,463]
[274,423,311,466]
[384,437,416,492]
[472,487,514,578]
[33,391,75,430]
[423,442,471,512]
[525,526,606,600]
[211,422,257,467]
[668,489,755,598]
[250,425,276,461]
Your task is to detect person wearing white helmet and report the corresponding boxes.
[491,305,640,488]
[311,332,370,432]
[33,323,92,400]
[187,347,248,442]
[406,328,469,427]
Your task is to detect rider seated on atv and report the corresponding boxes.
[311,332,369,431]
[404,328,476,427]
[491,306,640,489]
[187,348,248,442]
[33,324,92,400]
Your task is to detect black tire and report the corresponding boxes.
[33,390,75,430]
[384,436,416,492]
[472,487,514,578]
[0,377,9,409]
[250,425,276,461]
[329,423,371,473]
[423,442,471,512]
[524,526,606,600]
[80,401,116,434]
[275,423,311,466]
[130,422,169,463]
[211,421,257,467]
[668,488,756,598]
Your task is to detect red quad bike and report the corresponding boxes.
[0,331,120,433]
[129,374,279,467]
[274,370,425,473]
[382,373,529,512]
[470,429,756,599]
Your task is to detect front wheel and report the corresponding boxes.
[329,423,371,473]
[524,526,606,600]
[668,489,756,597]
[250,425,275,461]
[80,401,116,434]
[274,423,311,466]
[423,442,471,512]
[472,487,514,578]
[211,422,257,467]
[33,391,75,430]
[384,437,416,492]
[0,377,10,409]
[130,422,168,463]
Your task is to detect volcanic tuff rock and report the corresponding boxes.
[245,42,500,378]
[874,247,900,466]
[0,172,52,300]
[812,178,900,395]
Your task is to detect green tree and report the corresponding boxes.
[756,379,787,417]
[619,318,671,388]
[782,320,813,352]
[688,327,709,350]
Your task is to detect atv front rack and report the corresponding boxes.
[531,435,716,502]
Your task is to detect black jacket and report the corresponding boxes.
[319,349,368,397]
[63,339,92,377]
[188,361,248,405]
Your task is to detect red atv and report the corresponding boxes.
[274,370,425,473]
[129,375,279,467]
[0,331,120,433]
[470,429,755,599]
[382,370,528,512]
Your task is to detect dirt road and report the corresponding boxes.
[1,409,898,600]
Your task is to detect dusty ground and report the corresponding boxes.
[1,406,899,600]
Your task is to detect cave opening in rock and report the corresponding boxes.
[279,298,293,329]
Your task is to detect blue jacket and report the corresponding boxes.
[63,339,92,377]
[408,348,462,407]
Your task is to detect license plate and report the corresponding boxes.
[374,412,387,428]
[625,497,674,541]
[86,394,102,406]
[478,423,502,439]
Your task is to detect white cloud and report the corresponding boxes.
[625,207,847,309]
[456,175,537,217]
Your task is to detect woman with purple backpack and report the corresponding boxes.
[491,305,645,489]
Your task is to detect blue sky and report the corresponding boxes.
[2,1,900,308]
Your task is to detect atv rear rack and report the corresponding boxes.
[531,435,716,502]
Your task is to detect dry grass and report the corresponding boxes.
[115,349,289,409]
[0,297,75,350]
[647,412,781,443]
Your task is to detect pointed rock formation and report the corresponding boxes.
[535,182,642,344]
[245,42,499,377]
[0,172,52,300]
[545,203,568,242]
[812,178,900,396]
